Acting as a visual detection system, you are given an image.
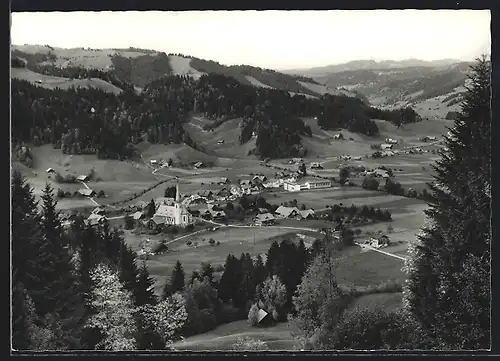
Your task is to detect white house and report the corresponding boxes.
[380,144,393,150]
[304,179,331,189]
[153,181,193,226]
[283,182,302,192]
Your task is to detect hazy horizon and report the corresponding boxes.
[11,10,491,70]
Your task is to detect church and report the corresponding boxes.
[153,180,193,226]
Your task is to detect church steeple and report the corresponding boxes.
[175,178,180,203]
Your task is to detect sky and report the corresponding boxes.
[11,10,491,70]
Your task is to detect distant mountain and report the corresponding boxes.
[279,58,473,109]
[281,58,462,76]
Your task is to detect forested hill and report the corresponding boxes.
[11,55,420,161]
[12,45,344,99]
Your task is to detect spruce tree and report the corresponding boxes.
[404,56,491,350]
[38,183,84,348]
[163,260,185,299]
[252,254,268,289]
[200,262,215,284]
[12,275,35,351]
[11,171,43,297]
[135,262,158,307]
[238,253,256,308]
[147,199,156,218]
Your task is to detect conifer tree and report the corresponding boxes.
[404,56,491,350]
[218,254,243,306]
[238,253,256,307]
[38,183,84,348]
[11,170,41,291]
[200,262,215,284]
[147,199,156,218]
[12,275,35,351]
[252,254,268,289]
[135,262,158,307]
[163,260,185,299]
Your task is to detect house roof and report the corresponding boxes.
[257,309,269,323]
[78,188,95,196]
[46,167,55,173]
[210,209,226,217]
[132,211,143,220]
[152,216,166,225]
[92,207,105,214]
[86,213,105,225]
[256,213,275,221]
[299,209,315,218]
[275,206,300,217]
[77,175,89,181]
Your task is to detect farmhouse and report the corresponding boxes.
[364,235,391,249]
[92,207,106,215]
[275,206,300,219]
[77,174,90,182]
[299,209,315,219]
[380,144,394,150]
[153,182,193,226]
[85,213,105,226]
[304,179,331,190]
[209,209,227,221]
[219,177,229,185]
[310,162,323,169]
[194,161,204,169]
[385,138,399,144]
[46,167,55,174]
[254,213,276,226]
[197,190,214,199]
[77,188,96,197]
[252,175,267,183]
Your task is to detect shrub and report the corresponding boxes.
[371,151,382,159]
[216,241,220,246]
[319,307,427,350]
[56,188,65,198]
[233,336,269,351]
[97,190,105,198]
[362,176,379,191]
[186,240,192,246]
[247,304,260,327]
[387,225,394,233]
[209,238,215,246]
[171,227,179,234]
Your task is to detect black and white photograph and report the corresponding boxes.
[10,8,491,353]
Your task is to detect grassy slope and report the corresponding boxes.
[11,68,123,95]
[171,320,297,351]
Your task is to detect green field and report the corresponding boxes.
[171,320,297,351]
[142,227,322,295]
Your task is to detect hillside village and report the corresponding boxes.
[10,9,491,354]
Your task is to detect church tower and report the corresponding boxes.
[175,178,180,203]
[174,178,182,225]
